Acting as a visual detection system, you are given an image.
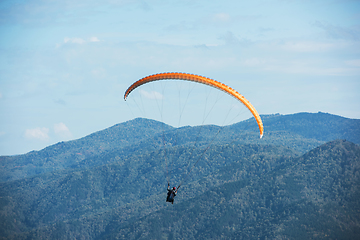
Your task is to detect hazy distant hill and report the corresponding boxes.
[229,112,360,149]
[1,112,358,182]
[0,118,173,182]
[267,112,360,143]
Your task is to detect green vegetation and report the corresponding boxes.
[0,112,359,239]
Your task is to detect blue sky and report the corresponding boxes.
[0,0,359,156]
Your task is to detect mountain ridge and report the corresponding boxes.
[1,112,358,183]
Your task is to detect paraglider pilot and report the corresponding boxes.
[166,183,177,204]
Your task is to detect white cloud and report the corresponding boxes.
[61,37,100,46]
[64,37,86,44]
[54,123,72,139]
[282,41,334,52]
[346,59,360,67]
[313,21,360,41]
[89,36,100,42]
[139,90,164,100]
[91,68,106,78]
[213,13,230,22]
[25,127,49,141]
[242,58,269,67]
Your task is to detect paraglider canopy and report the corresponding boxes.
[124,72,264,138]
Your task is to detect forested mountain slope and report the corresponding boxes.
[1,112,358,182]
[0,112,359,239]
[0,142,297,239]
[100,140,360,240]
[1,140,358,239]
